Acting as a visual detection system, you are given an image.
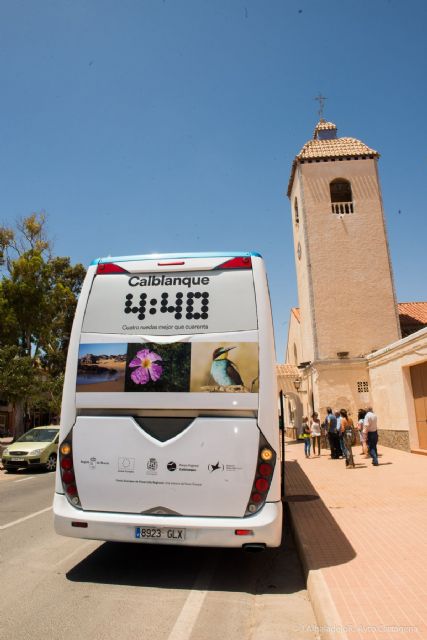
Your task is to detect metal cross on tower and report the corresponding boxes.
[315,93,326,119]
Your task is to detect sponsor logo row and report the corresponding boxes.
[81,456,242,474]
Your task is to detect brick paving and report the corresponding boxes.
[284,438,427,640]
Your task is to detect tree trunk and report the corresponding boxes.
[13,400,25,439]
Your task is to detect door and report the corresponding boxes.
[410,361,427,450]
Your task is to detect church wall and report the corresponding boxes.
[311,360,370,422]
[299,158,400,360]
[367,327,427,452]
[289,176,315,364]
[285,310,301,365]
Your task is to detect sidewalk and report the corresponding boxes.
[284,438,427,640]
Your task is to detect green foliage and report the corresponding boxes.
[0,345,35,404]
[0,213,85,423]
[30,373,65,416]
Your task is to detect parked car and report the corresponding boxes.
[1,426,59,472]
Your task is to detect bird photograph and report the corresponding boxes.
[189,342,259,393]
[210,346,244,387]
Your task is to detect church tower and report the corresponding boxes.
[287,119,401,416]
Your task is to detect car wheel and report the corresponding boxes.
[6,467,17,473]
[45,454,57,472]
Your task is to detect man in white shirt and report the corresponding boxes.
[363,407,379,466]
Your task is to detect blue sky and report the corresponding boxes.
[1,0,426,359]
[79,343,126,357]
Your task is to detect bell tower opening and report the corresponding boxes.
[330,178,354,214]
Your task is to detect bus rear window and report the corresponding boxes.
[82,269,258,335]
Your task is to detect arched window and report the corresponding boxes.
[294,197,299,224]
[293,343,298,365]
[330,179,354,214]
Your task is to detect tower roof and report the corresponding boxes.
[287,119,379,196]
[313,120,337,138]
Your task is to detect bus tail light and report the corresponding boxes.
[215,256,252,270]
[235,529,254,536]
[96,262,129,274]
[59,437,82,509]
[245,435,276,516]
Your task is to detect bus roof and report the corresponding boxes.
[91,251,262,266]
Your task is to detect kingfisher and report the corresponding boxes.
[210,346,244,387]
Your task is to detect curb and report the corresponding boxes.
[286,502,348,640]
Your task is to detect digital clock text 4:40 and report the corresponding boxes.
[124,291,210,321]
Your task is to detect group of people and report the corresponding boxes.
[301,406,379,468]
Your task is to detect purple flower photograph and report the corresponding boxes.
[125,342,191,392]
[129,348,163,385]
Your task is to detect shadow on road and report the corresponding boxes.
[66,458,358,592]
[284,459,356,573]
[66,517,306,596]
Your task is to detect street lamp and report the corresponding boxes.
[293,378,301,391]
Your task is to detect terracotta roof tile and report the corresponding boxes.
[291,307,301,323]
[276,364,300,377]
[314,120,337,134]
[398,302,427,337]
[297,137,379,161]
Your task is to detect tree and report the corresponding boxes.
[0,213,85,435]
[0,345,36,435]
[0,212,50,271]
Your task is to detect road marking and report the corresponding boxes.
[55,540,99,569]
[167,554,218,640]
[0,506,52,530]
[14,477,35,483]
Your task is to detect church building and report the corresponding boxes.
[280,119,427,454]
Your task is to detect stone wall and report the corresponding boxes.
[378,429,410,452]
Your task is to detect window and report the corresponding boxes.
[330,179,354,214]
[82,269,258,336]
[357,381,369,393]
[294,197,299,224]
[293,343,298,365]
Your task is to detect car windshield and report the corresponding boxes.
[17,429,59,443]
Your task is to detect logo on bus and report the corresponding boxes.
[167,461,177,471]
[146,458,158,473]
[208,461,224,473]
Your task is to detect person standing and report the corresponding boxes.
[302,419,311,458]
[357,408,368,457]
[340,409,355,468]
[335,410,345,459]
[301,416,309,437]
[325,408,338,458]
[363,407,379,466]
[310,412,321,456]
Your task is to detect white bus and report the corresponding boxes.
[54,252,282,549]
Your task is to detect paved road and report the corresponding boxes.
[0,470,318,640]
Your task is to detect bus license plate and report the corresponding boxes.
[135,527,186,542]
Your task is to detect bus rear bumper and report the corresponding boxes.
[53,493,283,548]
